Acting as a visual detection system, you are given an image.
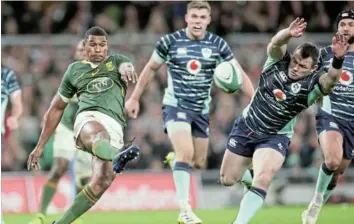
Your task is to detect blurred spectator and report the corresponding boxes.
[1,1,350,35]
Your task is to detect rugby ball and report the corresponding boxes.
[213,61,243,93]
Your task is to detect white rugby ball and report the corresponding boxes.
[213,61,243,93]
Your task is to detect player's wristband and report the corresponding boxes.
[331,56,344,69]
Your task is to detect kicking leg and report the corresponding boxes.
[55,157,115,224]
[77,120,138,173]
[55,121,117,224]
[233,148,285,224]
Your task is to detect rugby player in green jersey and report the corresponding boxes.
[27,26,140,224]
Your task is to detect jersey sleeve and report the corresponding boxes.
[58,64,76,102]
[6,70,21,94]
[115,54,132,71]
[307,72,328,106]
[114,54,133,87]
[218,37,234,62]
[151,34,172,63]
[262,51,291,72]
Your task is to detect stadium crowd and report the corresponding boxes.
[2,1,353,35]
[1,1,353,180]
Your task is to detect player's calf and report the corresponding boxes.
[192,137,209,170]
[323,155,342,172]
[90,166,115,195]
[47,158,70,183]
[76,176,90,192]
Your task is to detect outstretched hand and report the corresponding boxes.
[27,146,43,171]
[289,18,307,38]
[331,33,349,59]
[119,63,138,83]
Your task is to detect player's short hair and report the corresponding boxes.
[84,26,108,40]
[294,42,319,66]
[187,0,211,13]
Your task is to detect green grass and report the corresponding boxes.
[4,205,354,224]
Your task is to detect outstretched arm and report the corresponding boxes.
[129,57,163,101]
[267,18,307,59]
[38,94,67,148]
[27,94,67,170]
[125,34,170,119]
[124,57,163,119]
[319,34,349,94]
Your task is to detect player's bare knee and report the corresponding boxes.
[79,122,110,150]
[325,157,341,171]
[220,173,237,186]
[193,161,205,170]
[193,158,206,169]
[253,171,273,190]
[176,150,194,164]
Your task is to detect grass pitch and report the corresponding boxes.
[4,204,354,224]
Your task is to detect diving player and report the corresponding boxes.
[219,18,349,224]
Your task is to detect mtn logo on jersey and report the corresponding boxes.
[273,89,286,101]
[339,70,353,85]
[187,60,202,75]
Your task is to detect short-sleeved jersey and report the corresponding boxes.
[153,29,234,114]
[242,52,326,138]
[60,102,79,130]
[58,54,131,128]
[1,67,21,133]
[318,46,354,121]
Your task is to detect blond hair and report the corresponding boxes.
[187,1,211,13]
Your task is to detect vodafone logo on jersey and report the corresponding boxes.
[187,59,201,75]
[273,89,286,101]
[339,70,353,85]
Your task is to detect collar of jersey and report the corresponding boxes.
[81,56,110,69]
[184,27,208,41]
